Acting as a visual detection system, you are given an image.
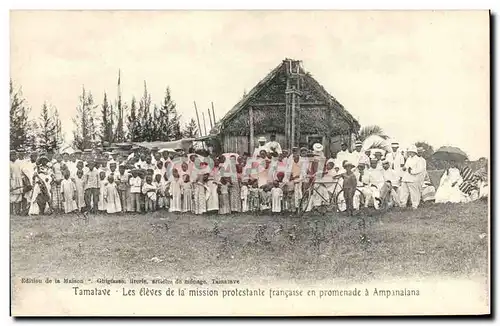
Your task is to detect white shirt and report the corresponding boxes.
[336,150,353,168]
[265,141,282,154]
[401,155,425,183]
[382,168,401,187]
[253,144,268,158]
[386,149,405,171]
[367,167,385,188]
[351,151,369,167]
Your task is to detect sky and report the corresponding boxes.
[10,10,489,159]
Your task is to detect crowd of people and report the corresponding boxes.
[9,135,488,217]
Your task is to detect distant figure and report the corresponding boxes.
[253,136,268,158]
[399,145,425,209]
[266,134,282,155]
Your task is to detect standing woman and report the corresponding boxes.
[28,156,53,215]
[10,151,23,214]
[228,156,242,213]
[192,173,207,215]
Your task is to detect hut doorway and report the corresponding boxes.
[307,135,324,150]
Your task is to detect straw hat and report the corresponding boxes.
[312,143,324,152]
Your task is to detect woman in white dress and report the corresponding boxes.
[435,162,466,204]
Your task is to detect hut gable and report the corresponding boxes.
[213,58,360,154]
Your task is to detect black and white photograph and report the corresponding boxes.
[9,10,490,316]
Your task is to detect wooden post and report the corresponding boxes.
[202,112,208,136]
[285,77,291,149]
[249,106,255,153]
[207,109,213,129]
[193,101,202,137]
[291,92,296,149]
[211,102,216,125]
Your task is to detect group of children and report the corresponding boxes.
[15,146,317,216]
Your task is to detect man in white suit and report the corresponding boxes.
[399,145,425,209]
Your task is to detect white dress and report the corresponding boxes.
[104,183,122,213]
[169,178,182,212]
[271,187,283,213]
[206,180,219,212]
[60,179,77,213]
[435,168,465,204]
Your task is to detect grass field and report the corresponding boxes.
[10,201,489,283]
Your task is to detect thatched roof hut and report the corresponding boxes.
[211,59,360,156]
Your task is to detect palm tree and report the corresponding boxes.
[358,125,388,142]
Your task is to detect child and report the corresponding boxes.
[60,170,77,214]
[155,173,167,210]
[83,161,100,213]
[342,163,357,216]
[98,171,107,212]
[104,175,122,214]
[142,175,157,213]
[192,173,207,215]
[219,177,230,215]
[154,161,164,180]
[74,170,86,212]
[169,169,182,213]
[206,174,220,213]
[129,170,142,213]
[228,175,242,213]
[270,181,283,213]
[181,174,193,213]
[248,180,260,212]
[259,184,271,211]
[116,164,129,212]
[240,181,249,213]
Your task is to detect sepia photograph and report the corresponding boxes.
[9,10,490,316]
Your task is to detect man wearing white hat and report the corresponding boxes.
[265,134,282,155]
[350,140,369,167]
[252,136,268,159]
[386,141,405,173]
[399,145,425,209]
[336,142,353,170]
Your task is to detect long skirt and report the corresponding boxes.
[51,182,62,211]
[219,194,230,214]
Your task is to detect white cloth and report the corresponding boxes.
[382,168,401,188]
[266,141,282,154]
[206,180,219,211]
[386,149,405,172]
[435,168,465,204]
[401,155,425,183]
[253,145,268,158]
[270,187,283,212]
[336,150,353,168]
[169,178,182,212]
[60,179,77,213]
[241,185,249,212]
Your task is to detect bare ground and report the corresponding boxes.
[10,201,489,283]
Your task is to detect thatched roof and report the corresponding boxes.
[212,59,360,134]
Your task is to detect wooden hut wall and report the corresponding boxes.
[222,135,249,154]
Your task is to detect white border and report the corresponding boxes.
[2,1,497,325]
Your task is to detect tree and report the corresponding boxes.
[127,96,140,142]
[53,108,64,150]
[183,118,198,138]
[415,140,446,170]
[358,125,388,142]
[100,92,114,144]
[25,120,39,152]
[73,87,98,150]
[138,81,152,141]
[37,102,58,153]
[10,79,30,151]
[160,87,182,141]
